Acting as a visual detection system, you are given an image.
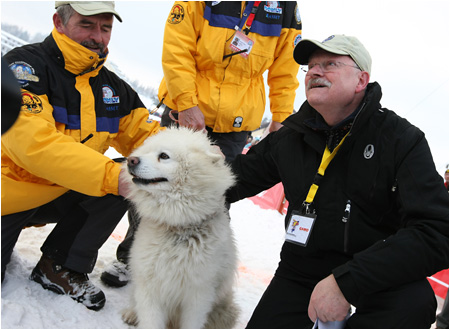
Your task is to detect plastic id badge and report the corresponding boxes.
[285,211,316,247]
[229,29,254,58]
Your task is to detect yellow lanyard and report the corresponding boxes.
[305,132,350,204]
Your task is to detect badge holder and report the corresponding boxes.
[225,2,260,60]
[285,204,316,247]
[228,27,254,59]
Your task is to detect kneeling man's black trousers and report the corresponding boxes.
[247,275,437,329]
[2,191,128,280]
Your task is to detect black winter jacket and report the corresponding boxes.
[228,82,449,305]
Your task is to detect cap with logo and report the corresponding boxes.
[55,1,122,22]
[293,34,371,75]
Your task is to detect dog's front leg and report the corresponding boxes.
[180,293,215,329]
[135,296,167,329]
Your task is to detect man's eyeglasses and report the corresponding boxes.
[300,60,361,73]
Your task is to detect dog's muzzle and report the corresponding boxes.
[127,157,168,185]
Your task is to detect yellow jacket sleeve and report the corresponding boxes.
[267,21,301,123]
[3,92,122,197]
[160,2,205,111]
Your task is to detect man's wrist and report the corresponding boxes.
[332,263,360,305]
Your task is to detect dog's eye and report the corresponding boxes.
[158,152,170,161]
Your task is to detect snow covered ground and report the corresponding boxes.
[1,198,286,329]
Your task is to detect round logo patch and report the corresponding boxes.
[9,61,39,87]
[102,85,120,104]
[168,4,185,24]
[364,144,375,159]
[21,92,43,114]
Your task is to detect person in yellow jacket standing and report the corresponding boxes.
[100,1,303,288]
[159,1,302,161]
[1,2,161,311]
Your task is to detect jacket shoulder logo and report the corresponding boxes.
[168,4,184,24]
[9,61,39,87]
[21,92,43,114]
[295,4,302,24]
[364,144,375,159]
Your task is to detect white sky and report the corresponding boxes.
[1,0,449,171]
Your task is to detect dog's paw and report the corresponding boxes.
[122,308,138,326]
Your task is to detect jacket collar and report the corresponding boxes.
[48,28,108,76]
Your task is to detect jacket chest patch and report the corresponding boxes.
[102,85,120,109]
[364,144,375,159]
[264,2,282,14]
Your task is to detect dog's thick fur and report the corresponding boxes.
[121,127,239,329]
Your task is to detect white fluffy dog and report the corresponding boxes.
[121,127,239,329]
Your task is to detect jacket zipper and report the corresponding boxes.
[80,133,93,144]
[342,199,351,253]
[341,102,366,253]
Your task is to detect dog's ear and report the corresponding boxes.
[206,145,225,164]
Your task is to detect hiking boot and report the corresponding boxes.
[100,260,130,288]
[30,255,106,311]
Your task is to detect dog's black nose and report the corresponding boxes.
[128,156,140,168]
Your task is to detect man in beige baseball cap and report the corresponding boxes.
[226,32,446,329]
[294,34,372,75]
[55,1,122,22]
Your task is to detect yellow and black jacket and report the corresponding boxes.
[2,28,161,215]
[158,1,302,133]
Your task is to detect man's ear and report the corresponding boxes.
[355,71,370,93]
[53,13,64,33]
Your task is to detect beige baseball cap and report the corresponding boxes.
[55,1,122,22]
[294,35,371,75]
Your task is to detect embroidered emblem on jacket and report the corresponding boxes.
[9,61,40,87]
[264,1,282,14]
[102,85,120,105]
[233,116,243,128]
[293,34,302,47]
[295,4,302,24]
[21,92,43,114]
[168,4,185,24]
[364,144,375,159]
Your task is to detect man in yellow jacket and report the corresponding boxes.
[1,1,161,311]
[101,1,303,288]
[159,1,302,161]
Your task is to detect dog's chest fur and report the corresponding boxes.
[130,211,234,285]
[171,220,213,246]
